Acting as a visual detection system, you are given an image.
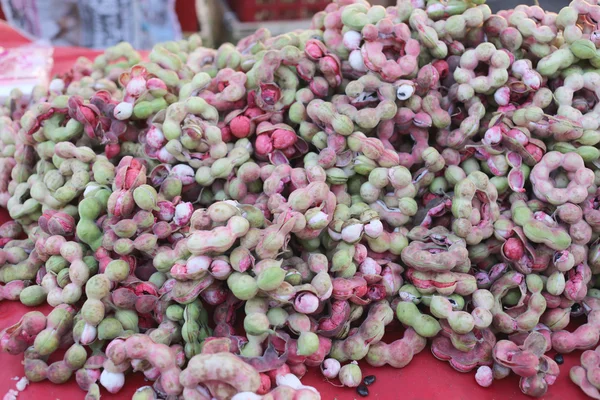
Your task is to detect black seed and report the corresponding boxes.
[357,384,369,397]
[554,354,564,365]
[363,375,376,386]
[571,303,582,313]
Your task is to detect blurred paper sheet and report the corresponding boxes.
[0,45,54,101]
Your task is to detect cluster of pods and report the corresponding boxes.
[4,0,600,398]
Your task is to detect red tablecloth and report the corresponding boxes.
[0,21,589,400]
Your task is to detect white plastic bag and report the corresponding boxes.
[77,0,182,49]
[136,0,182,49]
[0,44,54,101]
[1,0,182,49]
[0,0,81,46]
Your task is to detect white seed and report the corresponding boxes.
[114,102,133,120]
[396,84,415,101]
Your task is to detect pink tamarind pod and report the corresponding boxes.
[0,311,46,354]
[366,327,427,368]
[493,332,559,396]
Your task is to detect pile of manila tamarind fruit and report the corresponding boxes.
[4,0,600,398]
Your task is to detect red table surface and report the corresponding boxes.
[0,21,590,400]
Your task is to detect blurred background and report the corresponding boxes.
[0,0,568,49]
